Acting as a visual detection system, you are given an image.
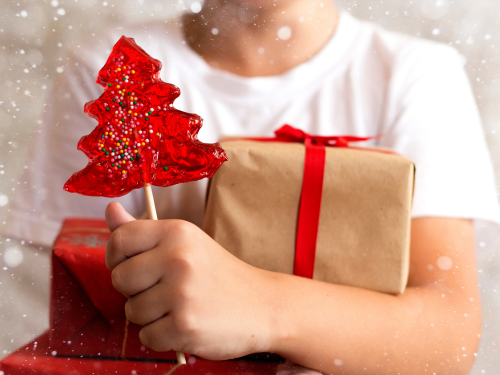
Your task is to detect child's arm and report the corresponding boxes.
[267,217,480,375]
[105,202,479,375]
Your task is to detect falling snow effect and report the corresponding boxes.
[420,0,450,20]
[277,25,292,41]
[3,248,23,268]
[437,255,454,271]
[0,195,8,207]
[190,1,202,14]
[0,1,499,374]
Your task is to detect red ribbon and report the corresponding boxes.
[245,125,379,279]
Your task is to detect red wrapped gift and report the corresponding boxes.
[1,332,281,374]
[49,218,177,360]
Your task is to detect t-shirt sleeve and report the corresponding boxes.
[0,47,144,247]
[379,43,500,224]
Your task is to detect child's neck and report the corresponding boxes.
[183,0,339,77]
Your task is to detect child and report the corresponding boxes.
[4,0,499,373]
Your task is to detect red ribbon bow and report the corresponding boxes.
[252,125,379,279]
[274,124,375,148]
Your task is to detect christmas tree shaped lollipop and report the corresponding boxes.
[64,35,227,198]
[64,36,227,365]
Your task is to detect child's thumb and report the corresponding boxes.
[105,201,136,232]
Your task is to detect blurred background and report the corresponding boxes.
[0,0,499,373]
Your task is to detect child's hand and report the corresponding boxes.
[104,202,276,360]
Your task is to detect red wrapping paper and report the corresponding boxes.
[0,332,281,374]
[49,218,177,360]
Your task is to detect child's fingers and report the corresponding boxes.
[139,315,180,353]
[110,249,164,297]
[125,282,173,326]
[105,202,136,232]
[105,220,164,270]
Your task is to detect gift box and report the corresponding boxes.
[0,332,282,374]
[49,218,177,360]
[204,125,415,294]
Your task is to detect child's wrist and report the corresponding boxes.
[257,270,296,356]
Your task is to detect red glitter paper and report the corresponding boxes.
[64,36,227,197]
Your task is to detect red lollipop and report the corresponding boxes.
[64,35,227,197]
[63,36,227,364]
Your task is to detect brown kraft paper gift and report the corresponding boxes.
[203,139,415,294]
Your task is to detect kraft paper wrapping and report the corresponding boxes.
[204,140,415,294]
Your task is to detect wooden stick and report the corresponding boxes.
[143,182,158,220]
[165,363,183,375]
[143,182,187,366]
[121,318,130,359]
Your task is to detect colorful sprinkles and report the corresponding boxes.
[96,54,170,179]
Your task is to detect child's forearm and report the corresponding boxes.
[106,210,478,370]
[264,271,480,375]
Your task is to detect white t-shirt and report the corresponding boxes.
[3,11,499,247]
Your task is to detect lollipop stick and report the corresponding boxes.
[121,319,130,359]
[143,182,158,220]
[143,182,187,366]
